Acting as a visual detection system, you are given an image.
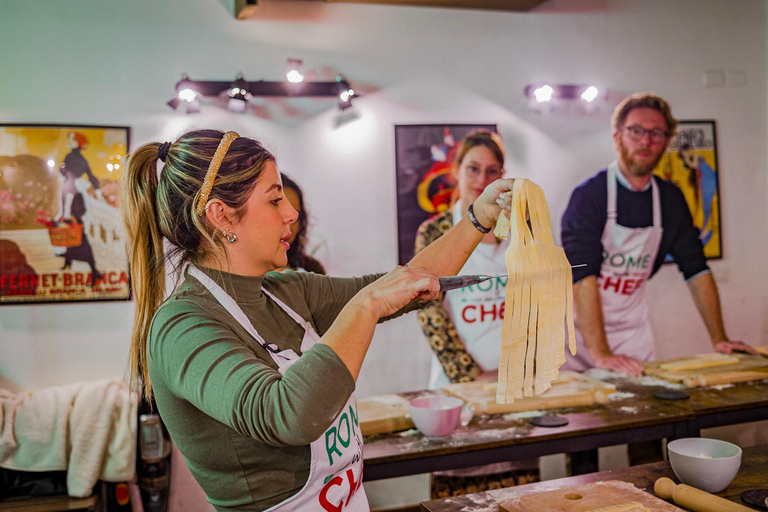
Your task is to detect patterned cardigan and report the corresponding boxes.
[414,210,483,383]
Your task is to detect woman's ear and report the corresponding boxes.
[204,199,234,233]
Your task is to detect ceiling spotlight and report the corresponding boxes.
[336,76,355,111]
[168,75,201,114]
[581,86,599,102]
[286,58,304,84]
[533,85,554,103]
[178,88,197,102]
[227,74,251,113]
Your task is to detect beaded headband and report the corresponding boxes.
[196,131,240,216]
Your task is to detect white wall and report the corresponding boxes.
[1,0,766,402]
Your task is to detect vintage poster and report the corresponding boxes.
[0,124,131,304]
[395,123,497,265]
[653,120,722,261]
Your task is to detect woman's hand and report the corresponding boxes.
[351,266,440,319]
[471,178,515,229]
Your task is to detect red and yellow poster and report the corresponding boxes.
[394,124,496,265]
[653,120,722,261]
[0,124,131,304]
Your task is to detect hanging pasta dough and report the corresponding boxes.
[494,179,576,404]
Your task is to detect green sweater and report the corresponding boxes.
[148,267,384,511]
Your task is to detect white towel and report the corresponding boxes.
[0,379,138,497]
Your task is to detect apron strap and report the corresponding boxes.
[607,162,619,221]
[262,288,311,330]
[650,175,661,228]
[188,266,293,365]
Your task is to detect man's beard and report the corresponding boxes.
[618,140,665,177]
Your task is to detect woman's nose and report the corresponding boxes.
[285,203,299,224]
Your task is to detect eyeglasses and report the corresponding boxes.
[465,165,504,180]
[621,125,671,143]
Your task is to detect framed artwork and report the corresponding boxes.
[394,123,497,265]
[653,120,722,261]
[0,124,132,304]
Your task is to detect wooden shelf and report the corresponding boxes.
[0,494,98,512]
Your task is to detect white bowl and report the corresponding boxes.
[409,396,464,437]
[667,438,742,493]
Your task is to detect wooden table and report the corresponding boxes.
[362,375,768,481]
[420,443,768,511]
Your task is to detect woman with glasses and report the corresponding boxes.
[414,130,539,497]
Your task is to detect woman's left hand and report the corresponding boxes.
[471,178,515,229]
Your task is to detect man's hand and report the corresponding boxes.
[714,340,759,355]
[593,354,644,376]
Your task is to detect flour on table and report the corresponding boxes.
[608,391,636,401]
[585,368,686,389]
[502,410,543,420]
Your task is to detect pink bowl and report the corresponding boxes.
[409,396,464,437]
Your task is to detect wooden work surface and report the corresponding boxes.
[591,370,768,431]
[358,393,414,436]
[644,353,768,388]
[363,382,689,470]
[444,371,616,415]
[421,443,768,511]
[363,372,768,480]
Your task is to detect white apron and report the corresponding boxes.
[564,162,663,372]
[428,201,510,389]
[188,266,368,512]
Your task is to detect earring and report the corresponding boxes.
[224,229,237,243]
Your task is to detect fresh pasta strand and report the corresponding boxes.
[494,179,577,404]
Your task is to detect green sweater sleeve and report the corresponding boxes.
[149,298,355,447]
[282,271,423,334]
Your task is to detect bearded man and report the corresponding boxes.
[560,93,755,377]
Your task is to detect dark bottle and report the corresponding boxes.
[136,399,171,512]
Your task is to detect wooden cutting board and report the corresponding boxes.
[644,353,768,388]
[443,371,616,415]
[357,393,414,436]
[499,480,683,511]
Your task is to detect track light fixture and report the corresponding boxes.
[524,83,606,114]
[168,68,358,115]
[525,84,603,103]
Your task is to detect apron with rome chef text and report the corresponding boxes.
[428,201,510,389]
[564,162,664,372]
[188,266,368,512]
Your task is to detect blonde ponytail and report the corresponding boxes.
[122,143,166,401]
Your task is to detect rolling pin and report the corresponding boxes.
[654,477,753,512]
[683,370,768,388]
